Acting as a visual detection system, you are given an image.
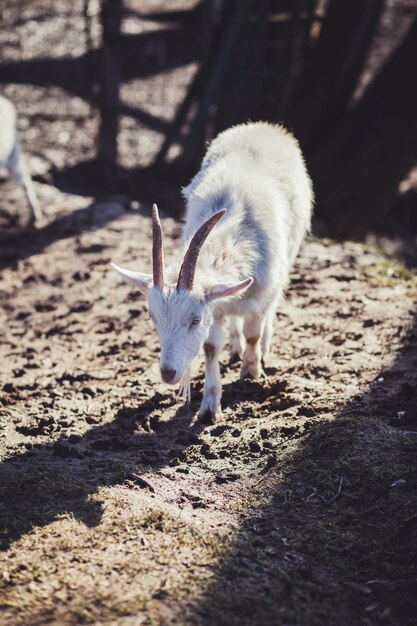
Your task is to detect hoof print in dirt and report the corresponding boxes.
[200,442,218,459]
[215,472,240,484]
[53,440,83,458]
[249,441,262,453]
[209,424,231,437]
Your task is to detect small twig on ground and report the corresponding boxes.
[260,454,277,475]
[325,476,345,503]
[129,473,155,493]
[306,476,345,505]
[254,455,277,486]
[306,488,319,501]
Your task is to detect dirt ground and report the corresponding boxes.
[1,2,417,625]
[1,194,417,626]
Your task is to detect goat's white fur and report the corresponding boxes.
[0,95,42,223]
[112,122,313,420]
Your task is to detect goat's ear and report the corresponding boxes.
[205,277,253,302]
[111,263,152,295]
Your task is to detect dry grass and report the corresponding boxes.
[0,481,228,626]
[363,259,417,290]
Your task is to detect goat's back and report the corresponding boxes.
[0,95,18,167]
[183,122,313,267]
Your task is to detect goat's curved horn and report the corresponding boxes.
[152,203,164,288]
[177,209,226,290]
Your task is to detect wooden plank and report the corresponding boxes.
[153,0,215,168]
[312,17,417,237]
[180,0,250,169]
[97,0,123,168]
[287,0,386,152]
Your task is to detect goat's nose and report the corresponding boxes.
[161,367,177,383]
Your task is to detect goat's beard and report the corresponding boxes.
[178,365,191,404]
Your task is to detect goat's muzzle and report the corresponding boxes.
[160,367,177,384]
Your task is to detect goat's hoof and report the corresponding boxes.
[240,365,264,380]
[199,397,222,423]
[199,407,222,424]
[240,370,256,381]
[199,409,216,424]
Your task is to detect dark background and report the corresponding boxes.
[1,0,417,240]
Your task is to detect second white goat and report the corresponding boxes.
[0,94,42,224]
[112,122,313,420]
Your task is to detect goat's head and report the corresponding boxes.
[112,205,252,388]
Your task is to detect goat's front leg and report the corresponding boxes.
[199,319,224,421]
[241,312,265,380]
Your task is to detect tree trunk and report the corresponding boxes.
[287,0,385,153]
[311,18,417,239]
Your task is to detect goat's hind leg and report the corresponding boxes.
[229,315,243,363]
[22,167,42,224]
[199,320,224,421]
[241,311,265,380]
[261,305,276,368]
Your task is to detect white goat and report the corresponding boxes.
[112,122,313,420]
[0,95,42,224]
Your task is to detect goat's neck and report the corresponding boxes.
[193,239,242,286]
[166,240,240,288]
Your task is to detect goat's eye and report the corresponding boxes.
[190,317,201,328]
[148,312,153,320]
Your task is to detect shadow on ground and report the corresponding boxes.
[48,159,185,208]
[0,180,183,271]
[188,311,417,626]
[0,200,126,270]
[0,366,287,552]
[0,389,208,550]
[0,28,197,105]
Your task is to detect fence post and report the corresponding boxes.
[97,0,122,169]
